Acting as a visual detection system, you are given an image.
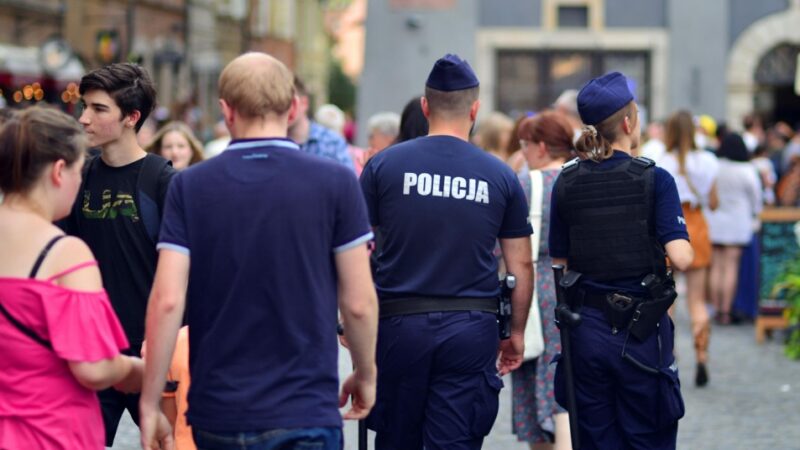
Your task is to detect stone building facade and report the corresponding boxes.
[358,0,800,144]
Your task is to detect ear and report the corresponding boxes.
[622,115,633,135]
[126,110,142,129]
[297,95,309,116]
[287,96,300,125]
[469,99,480,122]
[420,96,430,119]
[50,159,67,187]
[219,99,235,128]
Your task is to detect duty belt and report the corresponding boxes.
[580,291,646,310]
[379,297,498,319]
[580,290,647,334]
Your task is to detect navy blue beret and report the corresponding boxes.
[426,54,479,92]
[577,72,634,125]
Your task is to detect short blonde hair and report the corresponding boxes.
[218,52,294,118]
[474,111,513,152]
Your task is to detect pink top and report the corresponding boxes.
[0,272,129,450]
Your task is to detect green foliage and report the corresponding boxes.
[769,256,800,359]
[327,58,356,115]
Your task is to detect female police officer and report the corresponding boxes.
[548,72,694,450]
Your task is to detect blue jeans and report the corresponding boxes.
[192,427,342,450]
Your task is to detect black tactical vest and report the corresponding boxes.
[554,156,666,282]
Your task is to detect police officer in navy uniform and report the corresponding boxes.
[359,54,534,450]
[549,72,694,449]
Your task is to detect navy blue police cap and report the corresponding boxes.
[577,72,634,125]
[426,54,480,91]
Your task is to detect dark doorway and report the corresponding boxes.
[754,43,800,127]
[772,85,800,128]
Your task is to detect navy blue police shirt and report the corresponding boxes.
[360,135,532,299]
[157,138,373,432]
[549,151,689,295]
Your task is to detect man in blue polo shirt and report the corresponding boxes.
[139,52,379,450]
[360,54,534,450]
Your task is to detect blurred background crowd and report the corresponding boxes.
[3,1,800,317]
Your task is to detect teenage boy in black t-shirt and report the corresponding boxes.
[60,63,176,446]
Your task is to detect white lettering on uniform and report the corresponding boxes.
[475,181,489,204]
[403,172,417,195]
[402,172,490,204]
[452,177,466,199]
[418,173,432,195]
[466,179,476,201]
[432,175,443,197]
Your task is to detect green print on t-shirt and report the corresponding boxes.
[82,189,140,222]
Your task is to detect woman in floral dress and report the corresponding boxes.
[511,111,576,450]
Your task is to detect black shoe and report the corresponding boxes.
[695,362,709,387]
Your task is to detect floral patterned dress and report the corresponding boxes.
[511,168,565,444]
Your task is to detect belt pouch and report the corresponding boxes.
[602,293,637,330]
[628,296,675,341]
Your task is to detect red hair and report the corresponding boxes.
[517,111,575,160]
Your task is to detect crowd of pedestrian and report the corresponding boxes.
[0,47,797,450]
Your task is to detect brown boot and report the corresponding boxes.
[694,321,710,387]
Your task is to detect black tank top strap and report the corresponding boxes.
[28,235,67,279]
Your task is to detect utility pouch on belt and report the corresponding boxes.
[628,274,678,341]
[604,293,637,332]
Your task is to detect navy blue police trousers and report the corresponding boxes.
[366,311,502,450]
[554,307,684,450]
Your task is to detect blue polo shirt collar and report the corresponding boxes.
[226,138,300,152]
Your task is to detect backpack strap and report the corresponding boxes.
[135,154,173,244]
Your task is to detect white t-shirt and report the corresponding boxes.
[640,138,666,161]
[653,149,719,207]
[705,160,762,245]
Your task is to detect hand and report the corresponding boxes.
[497,334,524,376]
[140,404,175,450]
[338,334,350,349]
[113,357,143,393]
[338,368,376,420]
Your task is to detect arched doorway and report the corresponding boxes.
[753,43,800,127]
[726,6,800,129]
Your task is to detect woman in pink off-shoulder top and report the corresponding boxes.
[0,107,143,449]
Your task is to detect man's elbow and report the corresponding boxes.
[341,289,379,322]
[508,258,533,279]
[149,287,182,316]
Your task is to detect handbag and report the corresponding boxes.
[523,170,545,361]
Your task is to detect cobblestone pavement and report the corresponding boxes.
[112,298,800,450]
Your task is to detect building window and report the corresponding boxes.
[558,6,589,28]
[543,0,603,30]
[495,49,650,116]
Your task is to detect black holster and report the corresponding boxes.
[628,274,678,341]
